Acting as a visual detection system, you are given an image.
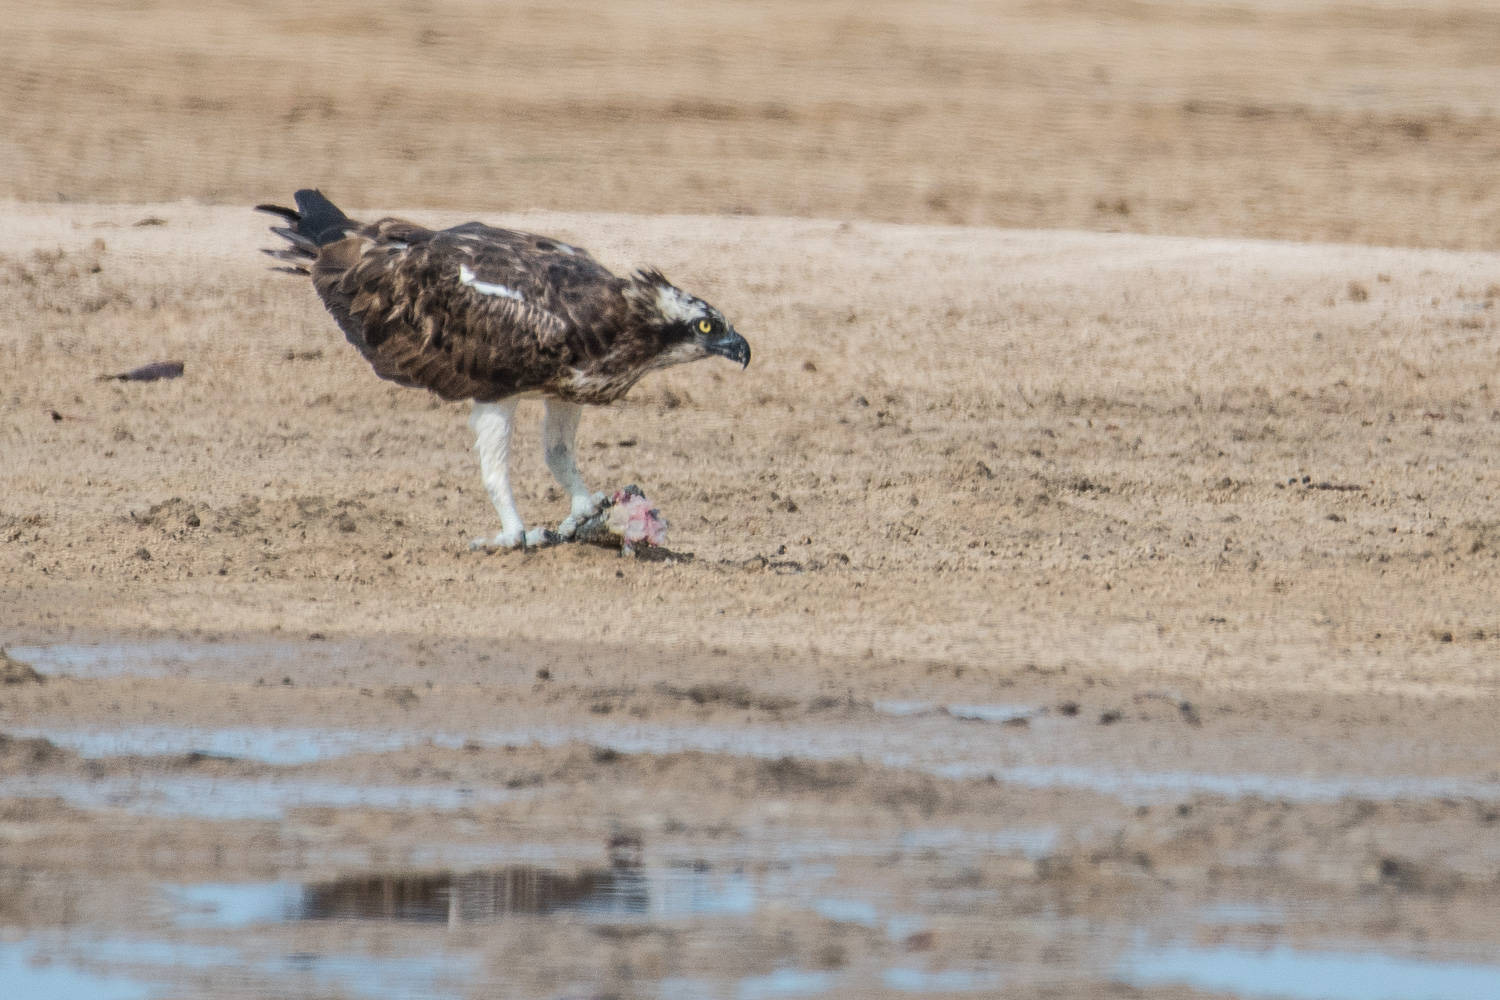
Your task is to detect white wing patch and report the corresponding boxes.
[459,264,525,301]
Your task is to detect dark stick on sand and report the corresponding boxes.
[99,360,185,382]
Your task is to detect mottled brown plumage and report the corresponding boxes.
[256,190,750,550]
[257,190,748,405]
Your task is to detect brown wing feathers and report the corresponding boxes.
[258,192,655,404]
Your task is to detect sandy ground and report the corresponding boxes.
[3,0,1500,994]
[5,0,1500,249]
[4,201,1500,697]
[2,200,1499,996]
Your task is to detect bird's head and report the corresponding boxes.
[628,270,751,370]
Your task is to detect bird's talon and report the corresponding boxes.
[558,493,609,540]
[523,527,558,549]
[472,530,528,552]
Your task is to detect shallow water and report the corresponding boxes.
[19,724,418,765]
[21,718,1500,806]
[24,851,1493,1000]
[873,700,1033,723]
[9,818,1496,999]
[14,850,1035,999]
[1123,944,1500,1000]
[7,636,1498,998]
[4,640,320,680]
[0,773,526,819]
[4,937,475,1000]
[0,941,161,1000]
[881,967,1004,992]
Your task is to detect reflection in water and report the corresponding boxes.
[301,865,649,923]
[168,860,767,930]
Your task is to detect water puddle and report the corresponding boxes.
[15,851,1500,1000]
[19,725,420,765]
[9,634,1499,999]
[389,827,1058,887]
[0,774,524,819]
[5,937,473,1000]
[942,704,1032,723]
[20,719,1500,807]
[1199,902,1288,926]
[881,967,1003,992]
[0,941,162,1000]
[873,700,1033,723]
[169,881,302,928]
[927,762,1500,803]
[813,897,882,927]
[872,700,937,717]
[1123,944,1500,1000]
[3,640,322,680]
[736,969,840,998]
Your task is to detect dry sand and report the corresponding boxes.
[4,201,1500,697]
[5,0,1500,248]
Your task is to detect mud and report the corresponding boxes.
[2,634,1500,997]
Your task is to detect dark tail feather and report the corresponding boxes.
[269,225,320,253]
[256,189,355,275]
[292,189,352,246]
[254,203,300,224]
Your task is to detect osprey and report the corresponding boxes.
[257,190,750,549]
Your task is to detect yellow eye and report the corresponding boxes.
[697,318,713,334]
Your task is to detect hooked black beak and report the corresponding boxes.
[706,328,751,369]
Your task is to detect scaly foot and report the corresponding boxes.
[469,526,558,551]
[556,492,609,540]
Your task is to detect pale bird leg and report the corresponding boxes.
[543,399,606,539]
[469,399,552,549]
